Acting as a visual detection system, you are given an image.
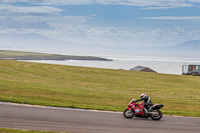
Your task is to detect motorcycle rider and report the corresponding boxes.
[134,93,153,114]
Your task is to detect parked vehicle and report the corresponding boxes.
[192,71,200,76]
[182,65,200,76]
[123,98,163,120]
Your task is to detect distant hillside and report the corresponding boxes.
[173,40,200,47]
[84,40,200,55]
[1,33,200,55]
[161,40,200,55]
[0,50,112,61]
[0,33,82,52]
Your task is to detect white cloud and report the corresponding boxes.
[2,21,200,47]
[0,16,52,29]
[96,0,189,7]
[0,4,62,14]
[2,0,199,7]
[40,0,200,7]
[0,15,91,30]
[0,3,91,30]
[147,29,164,39]
[41,24,179,41]
[45,24,200,46]
[1,0,200,47]
[42,0,93,5]
[141,16,200,20]
[0,0,29,3]
[142,6,179,10]
[173,25,186,36]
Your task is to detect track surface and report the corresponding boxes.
[0,103,200,133]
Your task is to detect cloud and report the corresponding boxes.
[173,25,186,36]
[39,0,200,7]
[0,0,29,3]
[44,24,200,47]
[0,3,91,30]
[0,0,44,4]
[141,16,200,20]
[147,29,164,39]
[0,15,91,30]
[2,0,200,7]
[142,6,179,10]
[42,0,93,5]
[96,0,190,7]
[46,25,162,40]
[0,4,62,15]
[0,17,51,29]
[1,0,200,47]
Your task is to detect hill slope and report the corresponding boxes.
[0,60,199,117]
[163,40,200,54]
[1,33,200,55]
[0,33,82,52]
[0,50,112,61]
[85,40,200,55]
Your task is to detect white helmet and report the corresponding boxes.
[140,93,146,98]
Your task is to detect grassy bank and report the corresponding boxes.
[0,128,66,133]
[0,60,199,117]
[0,50,112,61]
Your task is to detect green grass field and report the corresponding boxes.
[0,60,199,117]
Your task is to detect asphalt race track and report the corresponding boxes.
[0,103,199,133]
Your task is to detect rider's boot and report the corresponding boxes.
[143,108,149,115]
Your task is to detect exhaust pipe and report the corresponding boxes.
[148,111,159,116]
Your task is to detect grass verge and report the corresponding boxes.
[0,60,199,117]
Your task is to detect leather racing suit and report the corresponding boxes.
[135,95,153,110]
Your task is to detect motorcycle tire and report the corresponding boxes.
[150,110,162,120]
[123,108,135,119]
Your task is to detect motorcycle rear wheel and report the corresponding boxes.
[123,108,135,119]
[150,110,162,120]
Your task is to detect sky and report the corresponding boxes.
[0,0,200,47]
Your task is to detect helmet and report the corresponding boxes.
[140,93,146,98]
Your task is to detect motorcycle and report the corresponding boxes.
[123,98,163,120]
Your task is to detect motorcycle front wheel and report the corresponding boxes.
[150,110,162,120]
[123,108,135,119]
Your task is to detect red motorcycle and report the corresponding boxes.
[123,98,163,120]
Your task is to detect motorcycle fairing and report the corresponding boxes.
[151,104,163,110]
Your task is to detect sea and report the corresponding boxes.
[22,51,200,75]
